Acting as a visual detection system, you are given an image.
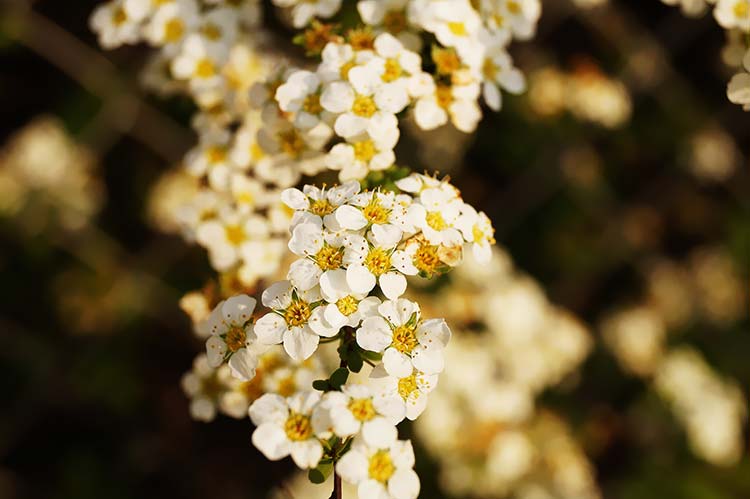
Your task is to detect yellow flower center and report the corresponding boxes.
[363,197,390,224]
[435,85,453,109]
[447,22,467,36]
[414,243,441,275]
[383,10,407,34]
[392,324,418,354]
[382,58,403,83]
[164,18,184,42]
[352,95,377,117]
[279,129,305,157]
[368,451,395,482]
[336,295,359,316]
[353,140,377,162]
[303,94,323,114]
[239,378,263,401]
[340,59,357,80]
[225,224,246,245]
[314,245,344,270]
[277,375,297,397]
[507,1,521,14]
[284,412,313,441]
[205,145,226,164]
[493,14,505,27]
[284,300,312,327]
[397,373,418,399]
[734,1,750,17]
[250,142,265,161]
[483,58,498,80]
[194,58,216,78]
[365,247,391,276]
[236,191,255,207]
[426,211,447,231]
[309,198,335,216]
[112,6,127,26]
[433,47,461,75]
[347,27,375,50]
[225,325,247,352]
[201,23,222,41]
[348,398,377,422]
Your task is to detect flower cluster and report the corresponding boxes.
[90,0,518,496]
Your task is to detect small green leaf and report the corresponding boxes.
[308,462,333,484]
[347,351,364,373]
[312,379,329,391]
[330,367,349,389]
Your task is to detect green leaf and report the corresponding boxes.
[347,350,364,373]
[330,367,349,389]
[312,379,329,391]
[308,462,333,484]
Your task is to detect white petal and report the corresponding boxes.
[248,393,288,425]
[205,335,227,367]
[388,468,420,499]
[383,348,413,378]
[336,449,369,484]
[379,272,407,300]
[346,265,377,295]
[411,345,445,374]
[335,204,368,230]
[254,313,287,344]
[288,258,323,291]
[261,280,293,309]
[361,416,397,448]
[357,316,393,352]
[252,423,291,461]
[290,439,324,469]
[227,348,259,381]
[283,327,320,360]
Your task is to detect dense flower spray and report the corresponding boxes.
[90,0,541,496]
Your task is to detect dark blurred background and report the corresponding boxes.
[0,1,748,498]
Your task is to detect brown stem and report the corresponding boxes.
[329,473,342,499]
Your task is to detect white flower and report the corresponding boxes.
[143,0,199,47]
[326,127,399,181]
[204,295,268,381]
[229,172,267,214]
[481,43,526,111]
[195,7,239,49]
[254,281,326,361]
[181,353,229,422]
[370,364,438,421]
[356,299,451,377]
[195,206,270,271]
[321,64,407,139]
[335,190,411,246]
[272,0,343,28]
[282,181,361,230]
[343,234,408,300]
[367,33,424,101]
[90,0,141,49]
[394,172,445,194]
[715,0,750,31]
[171,33,228,93]
[455,205,495,263]
[184,128,238,190]
[336,436,420,499]
[483,0,542,40]
[727,72,750,109]
[422,0,484,65]
[275,70,333,130]
[405,185,464,246]
[357,0,422,51]
[322,384,402,444]
[256,119,331,175]
[318,42,375,83]
[238,237,287,286]
[287,221,347,291]
[229,116,266,169]
[413,79,482,133]
[315,269,382,331]
[249,392,326,468]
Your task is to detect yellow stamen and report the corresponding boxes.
[348,398,376,422]
[284,412,313,441]
[284,300,311,327]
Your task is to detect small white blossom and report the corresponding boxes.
[250,391,326,468]
[336,435,420,499]
[357,299,451,378]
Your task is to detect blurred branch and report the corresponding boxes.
[0,2,193,163]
